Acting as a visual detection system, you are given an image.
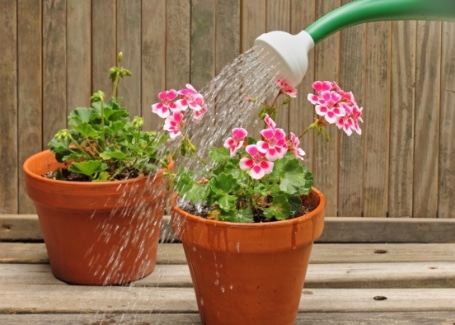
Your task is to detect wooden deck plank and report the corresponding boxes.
[2,261,454,289]
[0,312,454,325]
[1,286,454,314]
[3,215,455,243]
[2,242,455,264]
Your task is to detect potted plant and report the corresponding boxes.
[155,79,362,324]
[23,53,173,285]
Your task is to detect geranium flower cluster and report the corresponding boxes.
[151,84,208,139]
[224,114,305,180]
[152,79,361,182]
[307,81,363,136]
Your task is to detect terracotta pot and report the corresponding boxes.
[171,188,325,325]
[23,150,169,285]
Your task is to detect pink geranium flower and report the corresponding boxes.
[276,78,297,98]
[289,132,305,160]
[239,144,274,180]
[163,112,184,139]
[224,128,248,157]
[151,89,180,118]
[257,114,288,161]
[307,81,363,135]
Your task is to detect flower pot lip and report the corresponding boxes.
[171,187,326,229]
[23,149,167,187]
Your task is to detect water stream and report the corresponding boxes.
[94,45,280,288]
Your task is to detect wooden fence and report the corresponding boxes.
[1,0,455,218]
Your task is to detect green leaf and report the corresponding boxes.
[275,154,313,196]
[99,146,127,160]
[68,160,106,178]
[219,208,254,223]
[68,107,93,124]
[217,194,237,212]
[264,194,291,221]
[209,173,238,195]
[72,122,99,138]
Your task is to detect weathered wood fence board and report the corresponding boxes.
[1,0,455,218]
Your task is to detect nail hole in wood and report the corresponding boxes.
[373,296,387,301]
[374,249,388,254]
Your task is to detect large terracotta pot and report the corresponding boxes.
[171,188,325,325]
[23,150,168,285]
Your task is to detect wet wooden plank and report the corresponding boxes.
[3,215,455,243]
[0,286,454,314]
[0,312,453,325]
[2,242,455,265]
[2,261,455,289]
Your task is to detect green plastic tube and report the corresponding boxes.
[306,0,455,44]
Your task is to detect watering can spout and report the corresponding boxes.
[254,0,455,87]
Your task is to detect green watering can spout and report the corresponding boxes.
[255,0,455,87]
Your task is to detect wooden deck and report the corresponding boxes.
[1,215,455,324]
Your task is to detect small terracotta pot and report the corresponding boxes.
[23,150,169,285]
[171,188,325,325]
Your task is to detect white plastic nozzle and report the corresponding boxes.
[254,30,315,87]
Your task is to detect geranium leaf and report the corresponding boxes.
[68,160,105,178]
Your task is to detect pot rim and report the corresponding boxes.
[23,149,167,187]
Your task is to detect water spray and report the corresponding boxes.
[254,0,455,87]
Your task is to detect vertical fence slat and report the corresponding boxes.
[265,0,291,129]
[389,21,417,218]
[337,0,365,217]
[190,0,215,89]
[362,22,391,218]
[313,0,341,216]
[289,0,316,175]
[241,0,266,53]
[42,0,66,152]
[215,0,240,74]
[92,0,117,95]
[0,0,18,214]
[240,0,266,137]
[117,0,142,117]
[438,22,455,219]
[141,0,166,130]
[165,0,191,89]
[17,0,42,213]
[67,0,91,111]
[413,21,441,218]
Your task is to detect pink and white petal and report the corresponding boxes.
[239,158,254,171]
[260,160,274,175]
[249,165,265,179]
[232,127,248,139]
[151,103,170,118]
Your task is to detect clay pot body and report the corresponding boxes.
[171,188,325,325]
[23,150,168,285]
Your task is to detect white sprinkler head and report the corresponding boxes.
[254,30,314,87]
